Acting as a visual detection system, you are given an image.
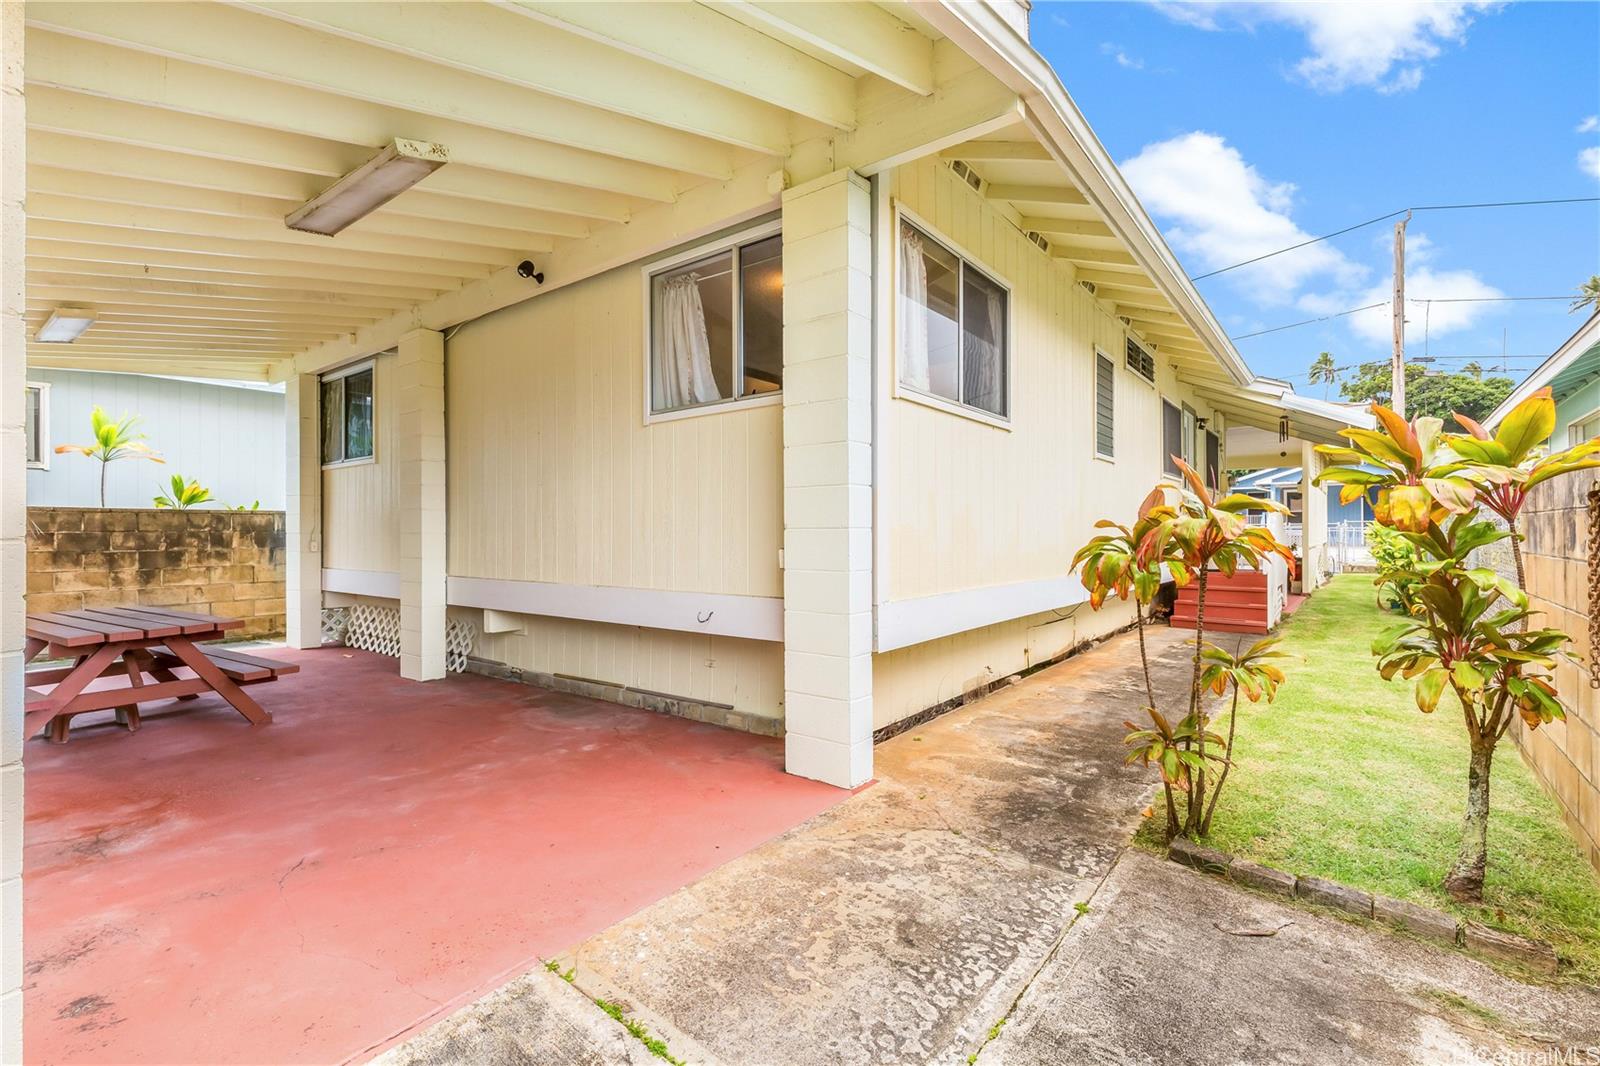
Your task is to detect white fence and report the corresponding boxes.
[1280,520,1372,574]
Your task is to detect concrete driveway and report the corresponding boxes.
[383,625,1600,1066]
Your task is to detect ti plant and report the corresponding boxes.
[153,474,213,510]
[1370,516,1576,900]
[1317,392,1600,901]
[54,405,163,507]
[1073,460,1297,840]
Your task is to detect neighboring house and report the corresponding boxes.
[24,369,285,509]
[1232,466,1375,525]
[1484,311,1600,870]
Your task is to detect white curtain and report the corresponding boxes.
[898,228,930,392]
[655,273,722,409]
[963,285,1004,413]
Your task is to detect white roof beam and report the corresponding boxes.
[30,4,745,171]
[986,184,1089,207]
[1018,216,1113,239]
[29,283,400,320]
[26,31,685,201]
[1076,268,1158,290]
[32,220,493,281]
[27,297,377,330]
[941,140,1050,162]
[29,135,599,239]
[31,88,637,224]
[497,0,857,128]
[1049,244,1138,268]
[724,1,935,96]
[28,194,538,266]
[28,260,444,305]
[26,352,281,380]
[221,0,788,154]
[30,238,469,293]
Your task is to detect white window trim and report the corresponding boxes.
[25,380,49,470]
[641,218,784,426]
[891,204,1014,430]
[321,357,378,470]
[1567,404,1600,447]
[1092,346,1115,462]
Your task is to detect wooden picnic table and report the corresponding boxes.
[23,606,297,743]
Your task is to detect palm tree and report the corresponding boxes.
[1462,361,1483,380]
[1572,274,1600,315]
[1308,351,1338,399]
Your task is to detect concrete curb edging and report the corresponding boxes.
[1166,838,1560,976]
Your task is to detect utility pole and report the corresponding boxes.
[1391,211,1411,417]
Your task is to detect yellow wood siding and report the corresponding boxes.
[883,157,1220,603]
[873,157,1221,726]
[321,352,400,573]
[445,263,783,597]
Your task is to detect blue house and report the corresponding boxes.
[1231,467,1374,525]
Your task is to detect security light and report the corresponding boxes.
[285,139,449,236]
[36,307,96,343]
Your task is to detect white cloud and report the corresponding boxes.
[1098,42,1144,70]
[1581,145,1600,180]
[1120,131,1363,304]
[1153,2,1496,93]
[1578,116,1600,134]
[1341,234,1503,346]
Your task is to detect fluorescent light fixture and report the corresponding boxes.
[285,138,448,236]
[36,306,96,343]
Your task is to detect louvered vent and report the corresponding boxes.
[947,159,984,193]
[1079,280,1097,296]
[1024,230,1050,253]
[1125,336,1156,384]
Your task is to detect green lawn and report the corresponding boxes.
[1161,574,1600,982]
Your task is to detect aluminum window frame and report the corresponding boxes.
[1567,404,1600,447]
[1092,347,1115,461]
[891,205,1014,430]
[320,357,378,469]
[25,380,49,470]
[641,218,785,426]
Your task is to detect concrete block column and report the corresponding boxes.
[780,170,874,789]
[1,1,25,1055]
[397,329,447,681]
[283,372,322,649]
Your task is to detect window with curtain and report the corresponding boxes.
[898,219,1008,419]
[1094,352,1114,458]
[1161,399,1181,478]
[24,383,46,467]
[649,229,783,415]
[321,362,375,465]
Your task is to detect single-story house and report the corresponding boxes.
[1484,310,1600,870]
[0,4,1371,1049]
[25,368,285,509]
[1232,466,1375,525]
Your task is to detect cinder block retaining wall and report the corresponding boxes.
[1515,475,1600,871]
[26,507,286,640]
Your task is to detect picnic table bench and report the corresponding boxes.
[24,606,299,743]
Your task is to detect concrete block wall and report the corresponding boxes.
[1512,474,1600,871]
[25,508,288,639]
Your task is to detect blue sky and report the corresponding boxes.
[1030,1,1600,395]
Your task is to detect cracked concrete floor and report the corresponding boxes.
[389,623,1600,1066]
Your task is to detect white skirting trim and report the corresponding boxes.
[321,567,402,599]
[447,575,784,643]
[875,576,1090,653]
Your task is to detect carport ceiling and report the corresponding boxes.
[22,1,947,380]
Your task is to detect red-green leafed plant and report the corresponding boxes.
[1196,636,1290,835]
[153,474,213,510]
[55,405,163,507]
[1073,461,1297,840]
[1447,388,1600,586]
[1370,514,1577,900]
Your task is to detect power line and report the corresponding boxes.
[1409,295,1572,304]
[1231,301,1387,340]
[1191,196,1600,280]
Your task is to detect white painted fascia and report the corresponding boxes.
[917,0,1254,388]
[1485,311,1600,428]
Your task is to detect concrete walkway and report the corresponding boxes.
[382,625,1600,1066]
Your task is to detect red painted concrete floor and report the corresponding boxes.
[23,648,846,1065]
